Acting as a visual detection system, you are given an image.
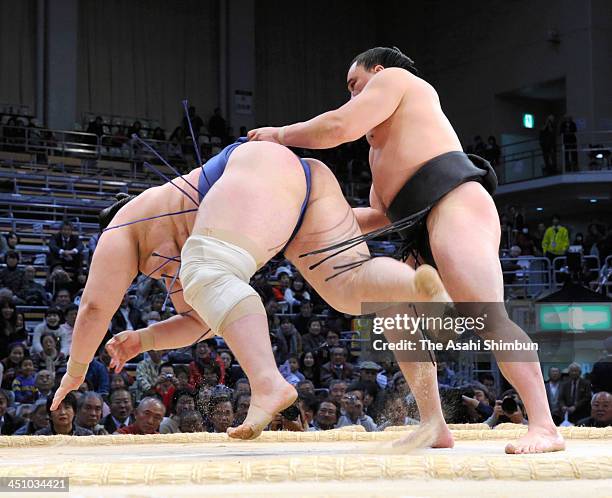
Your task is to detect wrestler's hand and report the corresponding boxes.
[51,372,85,411]
[247,127,282,144]
[106,330,142,373]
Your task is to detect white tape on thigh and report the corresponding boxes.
[180,234,259,334]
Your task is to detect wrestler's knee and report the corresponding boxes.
[179,233,265,335]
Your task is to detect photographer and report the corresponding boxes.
[336,391,377,431]
[485,390,528,427]
[460,382,494,423]
[268,402,306,432]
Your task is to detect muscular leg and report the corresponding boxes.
[286,159,453,448]
[188,141,306,439]
[428,181,564,454]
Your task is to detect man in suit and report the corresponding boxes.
[47,221,84,275]
[590,337,612,394]
[101,388,135,433]
[109,294,146,336]
[559,363,592,424]
[0,389,25,435]
[320,347,355,387]
[545,367,564,425]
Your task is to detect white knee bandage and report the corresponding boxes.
[180,234,260,334]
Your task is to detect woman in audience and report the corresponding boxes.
[0,299,21,359]
[299,351,321,387]
[31,307,63,354]
[31,332,67,376]
[1,343,28,390]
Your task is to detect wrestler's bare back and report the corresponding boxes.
[361,69,463,209]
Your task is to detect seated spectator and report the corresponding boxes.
[115,396,165,435]
[160,389,196,434]
[3,232,20,260]
[208,396,234,433]
[328,380,348,405]
[377,396,420,430]
[233,393,251,427]
[179,409,205,433]
[19,266,50,306]
[85,345,111,396]
[0,251,25,295]
[134,349,164,401]
[279,354,305,386]
[152,363,179,413]
[127,121,143,139]
[284,277,311,307]
[577,392,612,427]
[296,379,316,398]
[308,399,340,431]
[545,367,564,425]
[31,307,63,354]
[436,361,457,387]
[110,373,129,392]
[34,369,55,401]
[14,398,49,435]
[293,300,314,335]
[559,362,592,423]
[110,293,146,335]
[1,343,28,390]
[75,392,109,435]
[58,304,78,355]
[269,402,306,432]
[298,395,318,428]
[320,347,354,387]
[299,351,321,386]
[233,378,251,399]
[485,390,528,427]
[590,337,612,394]
[189,340,225,388]
[31,332,67,375]
[102,388,135,433]
[218,351,242,388]
[151,127,166,141]
[460,382,495,423]
[0,299,25,359]
[47,222,84,276]
[36,392,93,435]
[12,357,37,404]
[336,391,377,431]
[277,317,302,357]
[301,318,326,354]
[478,373,498,399]
[86,116,105,137]
[0,388,25,435]
[271,270,291,301]
[45,267,75,298]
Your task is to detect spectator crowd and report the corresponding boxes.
[1,223,610,438]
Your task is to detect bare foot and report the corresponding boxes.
[505,427,566,454]
[414,265,451,303]
[388,421,454,454]
[227,379,297,440]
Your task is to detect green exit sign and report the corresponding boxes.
[523,114,534,129]
[536,303,612,332]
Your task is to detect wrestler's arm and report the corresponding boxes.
[353,185,390,232]
[51,228,139,409]
[249,68,406,149]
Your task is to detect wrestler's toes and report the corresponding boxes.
[227,423,259,440]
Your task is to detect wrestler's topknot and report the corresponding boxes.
[99,192,136,231]
[351,46,419,76]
